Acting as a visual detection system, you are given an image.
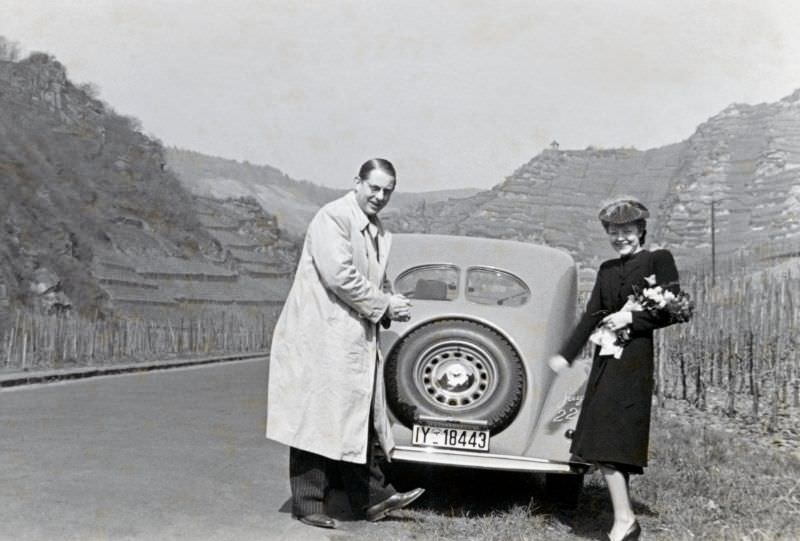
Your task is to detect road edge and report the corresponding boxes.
[0,352,269,389]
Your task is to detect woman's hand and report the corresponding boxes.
[547,355,569,374]
[601,310,632,331]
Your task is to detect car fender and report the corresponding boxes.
[525,357,592,461]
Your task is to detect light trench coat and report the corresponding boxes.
[266,191,396,464]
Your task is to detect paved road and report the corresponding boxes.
[0,359,376,541]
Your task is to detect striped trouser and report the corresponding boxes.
[289,440,395,517]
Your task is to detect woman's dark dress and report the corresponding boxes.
[559,249,680,473]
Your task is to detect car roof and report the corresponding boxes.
[389,234,575,279]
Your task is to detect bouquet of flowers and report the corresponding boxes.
[589,274,694,359]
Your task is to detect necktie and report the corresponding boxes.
[368,222,380,262]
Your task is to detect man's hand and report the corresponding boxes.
[386,294,412,322]
[601,310,632,331]
[547,354,569,374]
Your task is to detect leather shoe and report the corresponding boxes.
[365,487,425,522]
[296,513,337,529]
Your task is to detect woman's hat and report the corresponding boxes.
[598,199,650,224]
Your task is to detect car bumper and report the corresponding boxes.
[390,445,590,474]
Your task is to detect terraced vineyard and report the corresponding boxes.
[383,90,800,282]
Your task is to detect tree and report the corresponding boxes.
[78,82,101,99]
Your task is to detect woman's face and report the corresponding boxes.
[606,222,642,256]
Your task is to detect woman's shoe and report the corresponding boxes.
[620,520,641,541]
[608,520,641,541]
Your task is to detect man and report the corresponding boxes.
[266,158,424,529]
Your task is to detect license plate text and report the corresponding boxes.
[411,424,490,452]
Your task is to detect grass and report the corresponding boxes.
[334,402,800,540]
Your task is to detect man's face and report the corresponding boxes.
[354,169,395,216]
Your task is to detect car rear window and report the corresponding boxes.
[466,267,530,306]
[395,265,459,301]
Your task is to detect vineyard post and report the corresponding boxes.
[71,319,77,363]
[694,338,705,410]
[768,368,780,433]
[178,318,184,353]
[167,321,176,353]
[59,314,67,366]
[726,334,735,417]
[781,278,793,405]
[679,349,687,401]
[124,319,129,359]
[21,329,27,371]
[89,311,96,362]
[6,327,14,368]
[222,311,227,351]
[655,333,664,408]
[748,330,759,418]
[8,311,20,367]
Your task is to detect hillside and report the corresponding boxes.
[167,147,482,237]
[0,49,294,319]
[381,91,800,273]
[167,147,340,237]
[5,41,799,320]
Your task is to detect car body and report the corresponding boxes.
[381,234,592,478]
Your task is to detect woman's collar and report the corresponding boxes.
[620,247,646,260]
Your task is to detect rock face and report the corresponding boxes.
[383,90,800,274]
[93,195,296,322]
[0,52,295,318]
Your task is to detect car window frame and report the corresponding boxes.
[394,263,461,301]
[464,265,531,308]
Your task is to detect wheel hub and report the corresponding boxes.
[414,340,498,410]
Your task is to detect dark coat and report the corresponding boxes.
[560,249,679,472]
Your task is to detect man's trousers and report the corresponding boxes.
[289,434,395,517]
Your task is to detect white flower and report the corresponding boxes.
[589,327,624,359]
[643,288,660,301]
[644,274,657,286]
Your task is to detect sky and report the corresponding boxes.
[5,0,800,193]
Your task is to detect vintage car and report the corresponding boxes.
[381,234,592,500]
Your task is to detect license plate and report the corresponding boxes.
[411,424,490,452]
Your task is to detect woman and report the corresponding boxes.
[548,198,682,541]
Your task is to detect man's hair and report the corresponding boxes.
[358,158,396,181]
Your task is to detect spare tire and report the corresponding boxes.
[385,319,525,434]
